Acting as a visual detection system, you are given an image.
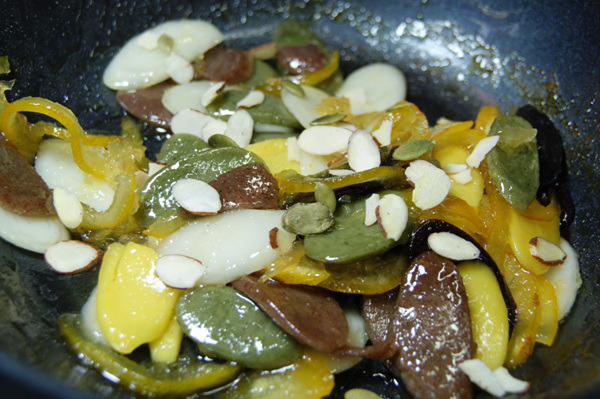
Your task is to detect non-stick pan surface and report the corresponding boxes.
[0,1,599,398]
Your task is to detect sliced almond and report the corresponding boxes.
[427,231,480,261]
[405,160,451,210]
[170,109,215,137]
[165,52,194,84]
[298,125,353,155]
[200,81,225,107]
[347,129,381,172]
[364,193,380,226]
[375,194,408,240]
[466,135,500,168]
[450,168,473,184]
[45,240,102,274]
[155,254,206,289]
[172,178,221,215]
[458,359,506,398]
[281,85,330,128]
[493,367,530,394]
[162,80,215,114]
[148,161,166,177]
[136,31,160,50]
[299,150,329,176]
[225,109,254,147]
[286,136,302,162]
[53,188,83,229]
[371,120,393,146]
[442,163,468,174]
[335,63,407,115]
[529,236,567,265]
[201,119,228,141]
[236,90,265,109]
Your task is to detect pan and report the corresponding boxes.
[0,0,599,398]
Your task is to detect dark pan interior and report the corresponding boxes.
[0,0,599,398]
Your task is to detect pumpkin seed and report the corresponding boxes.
[486,115,539,211]
[281,79,305,98]
[176,286,301,369]
[137,147,264,227]
[304,190,411,264]
[310,112,346,126]
[392,139,435,161]
[208,134,239,148]
[156,134,209,164]
[314,182,337,212]
[282,202,334,235]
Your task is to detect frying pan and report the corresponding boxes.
[1,0,599,398]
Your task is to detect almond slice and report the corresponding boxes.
[170,109,215,137]
[493,367,530,394]
[286,137,302,162]
[136,31,160,50]
[53,188,83,229]
[364,193,380,226]
[201,119,228,141]
[405,160,451,210]
[529,236,567,265]
[427,231,480,260]
[165,52,194,84]
[236,90,265,109]
[155,254,206,289]
[376,194,408,240]
[200,81,225,107]
[225,109,254,147]
[299,150,329,176]
[450,168,473,184]
[297,125,353,155]
[347,129,381,172]
[466,135,500,168]
[45,240,102,274]
[172,178,221,215]
[371,120,393,146]
[442,163,468,174]
[458,359,506,398]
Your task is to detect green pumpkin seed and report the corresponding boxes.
[304,190,411,264]
[208,134,239,148]
[156,134,209,164]
[486,115,539,211]
[176,286,301,369]
[206,90,301,129]
[314,182,337,212]
[136,147,264,227]
[310,112,346,126]
[281,79,305,98]
[282,202,334,235]
[392,139,435,161]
